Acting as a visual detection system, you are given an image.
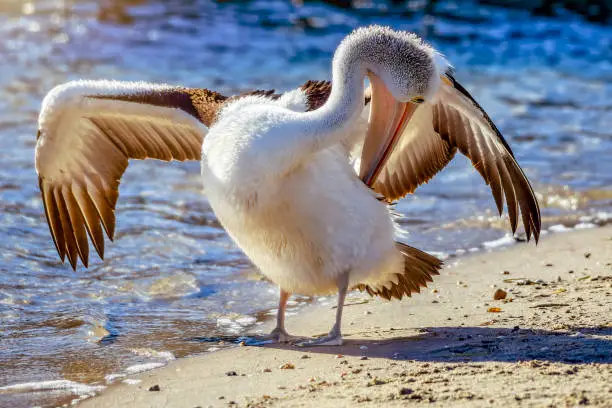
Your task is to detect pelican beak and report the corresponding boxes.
[359,72,419,187]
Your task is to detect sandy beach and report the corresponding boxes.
[76,226,611,408]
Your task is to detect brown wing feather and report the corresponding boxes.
[36,83,215,269]
[434,75,540,241]
[96,87,227,128]
[301,80,332,111]
[371,75,541,242]
[354,242,442,301]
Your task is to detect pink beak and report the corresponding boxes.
[359,72,419,187]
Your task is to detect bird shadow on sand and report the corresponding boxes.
[253,326,612,364]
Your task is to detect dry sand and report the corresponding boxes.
[81,226,611,408]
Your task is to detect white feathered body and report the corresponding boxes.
[201,92,403,295]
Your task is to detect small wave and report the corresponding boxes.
[480,211,611,251]
[125,362,166,374]
[216,315,257,334]
[145,272,200,299]
[483,234,516,249]
[130,347,175,361]
[549,224,573,233]
[104,374,125,383]
[0,380,104,395]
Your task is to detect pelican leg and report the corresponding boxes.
[298,271,349,347]
[267,288,294,343]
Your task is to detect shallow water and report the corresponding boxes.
[0,1,611,406]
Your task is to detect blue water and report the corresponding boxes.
[0,1,611,406]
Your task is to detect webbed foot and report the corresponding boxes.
[296,332,343,347]
[267,327,295,343]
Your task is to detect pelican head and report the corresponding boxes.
[342,26,446,101]
[336,26,449,184]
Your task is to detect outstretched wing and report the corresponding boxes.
[372,74,541,242]
[36,80,227,269]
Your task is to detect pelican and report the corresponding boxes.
[35,26,540,346]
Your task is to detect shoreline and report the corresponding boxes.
[76,225,611,408]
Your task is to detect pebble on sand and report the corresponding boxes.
[148,385,160,392]
[487,307,503,313]
[279,363,295,369]
[493,289,507,300]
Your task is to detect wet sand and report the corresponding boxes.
[80,226,611,407]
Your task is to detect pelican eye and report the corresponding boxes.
[411,96,425,104]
